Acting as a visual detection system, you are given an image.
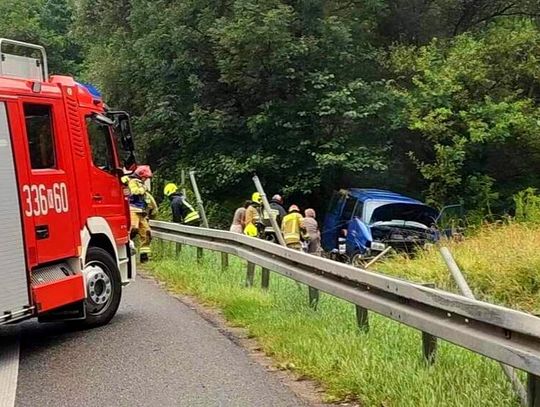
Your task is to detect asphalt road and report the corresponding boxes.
[14,277,311,407]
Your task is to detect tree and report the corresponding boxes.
[0,0,82,74]
[391,20,540,208]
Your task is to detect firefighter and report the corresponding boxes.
[281,205,307,250]
[163,183,201,225]
[269,194,286,227]
[126,165,153,263]
[244,192,262,237]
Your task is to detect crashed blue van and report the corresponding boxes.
[322,189,439,264]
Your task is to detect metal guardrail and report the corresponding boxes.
[150,220,540,405]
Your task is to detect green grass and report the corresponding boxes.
[147,241,521,407]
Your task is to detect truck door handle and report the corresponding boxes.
[35,225,49,240]
[92,194,103,202]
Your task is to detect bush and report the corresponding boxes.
[514,188,540,224]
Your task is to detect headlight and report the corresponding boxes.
[371,242,386,251]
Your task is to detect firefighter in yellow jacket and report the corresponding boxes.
[281,205,306,250]
[244,192,262,237]
[124,165,154,263]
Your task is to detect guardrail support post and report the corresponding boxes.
[420,283,437,364]
[157,238,164,258]
[221,252,229,270]
[308,287,319,309]
[246,262,255,287]
[197,247,203,263]
[355,305,369,332]
[175,243,182,256]
[261,268,270,290]
[422,331,437,364]
[528,374,540,407]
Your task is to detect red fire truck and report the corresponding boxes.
[0,39,136,327]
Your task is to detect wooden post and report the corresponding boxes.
[261,268,270,290]
[246,262,255,287]
[175,243,182,256]
[308,286,319,310]
[221,252,229,271]
[528,374,540,407]
[421,283,437,364]
[355,305,369,332]
[197,247,203,263]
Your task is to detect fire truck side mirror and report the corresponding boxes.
[118,116,135,152]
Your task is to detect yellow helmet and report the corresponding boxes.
[164,183,178,197]
[251,192,262,203]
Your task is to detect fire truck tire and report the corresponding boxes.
[81,247,122,328]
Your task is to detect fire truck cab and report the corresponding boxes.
[0,39,136,327]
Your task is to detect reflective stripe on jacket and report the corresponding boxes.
[184,210,200,225]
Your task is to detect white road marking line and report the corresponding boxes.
[0,329,20,407]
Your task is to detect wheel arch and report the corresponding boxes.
[82,217,119,265]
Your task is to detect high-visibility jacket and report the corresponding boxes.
[281,212,305,245]
[127,177,148,212]
[245,204,261,226]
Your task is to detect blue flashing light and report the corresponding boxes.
[78,82,102,100]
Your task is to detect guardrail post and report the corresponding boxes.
[421,283,437,364]
[157,238,164,258]
[197,247,203,263]
[422,331,437,364]
[246,262,255,287]
[261,268,270,290]
[221,252,229,270]
[355,305,369,332]
[175,243,182,256]
[528,374,540,407]
[308,286,319,309]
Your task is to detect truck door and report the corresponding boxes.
[84,114,128,243]
[19,100,79,264]
[0,100,31,321]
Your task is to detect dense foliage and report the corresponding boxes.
[2,0,540,223]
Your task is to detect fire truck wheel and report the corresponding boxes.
[81,247,122,328]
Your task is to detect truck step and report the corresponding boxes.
[31,262,85,314]
[31,263,73,286]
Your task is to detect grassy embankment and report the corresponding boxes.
[147,223,540,406]
[380,222,540,313]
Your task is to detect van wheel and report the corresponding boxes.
[81,247,122,328]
